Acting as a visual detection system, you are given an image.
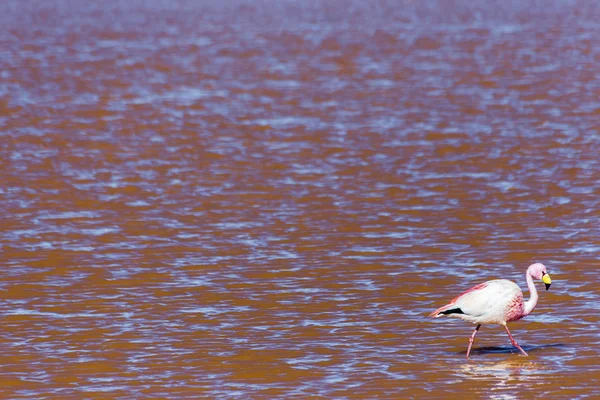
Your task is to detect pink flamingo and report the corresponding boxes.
[430,263,552,359]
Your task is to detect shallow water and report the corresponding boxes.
[1,0,599,398]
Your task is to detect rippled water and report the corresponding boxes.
[1,0,599,398]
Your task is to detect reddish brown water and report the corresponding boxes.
[1,0,599,398]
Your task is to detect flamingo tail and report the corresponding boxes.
[429,303,465,318]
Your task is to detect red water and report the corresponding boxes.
[1,0,599,398]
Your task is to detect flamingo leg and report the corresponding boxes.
[503,324,528,356]
[466,324,481,359]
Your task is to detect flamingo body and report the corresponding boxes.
[430,263,552,359]
[432,279,524,324]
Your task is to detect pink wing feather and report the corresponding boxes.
[429,282,489,318]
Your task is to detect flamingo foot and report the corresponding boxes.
[466,324,481,359]
[503,324,528,356]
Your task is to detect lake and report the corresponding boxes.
[1,0,599,398]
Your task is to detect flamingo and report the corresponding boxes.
[429,263,552,359]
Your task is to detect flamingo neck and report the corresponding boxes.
[523,269,539,317]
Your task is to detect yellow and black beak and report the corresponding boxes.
[542,272,552,291]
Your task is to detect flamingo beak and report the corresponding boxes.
[542,273,552,291]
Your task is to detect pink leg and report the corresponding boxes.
[466,324,481,359]
[503,324,528,356]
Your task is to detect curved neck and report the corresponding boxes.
[523,270,539,316]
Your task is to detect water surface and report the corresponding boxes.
[1,0,599,398]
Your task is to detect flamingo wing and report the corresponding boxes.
[454,282,505,318]
[432,280,521,324]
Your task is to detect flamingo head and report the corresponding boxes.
[529,262,552,290]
